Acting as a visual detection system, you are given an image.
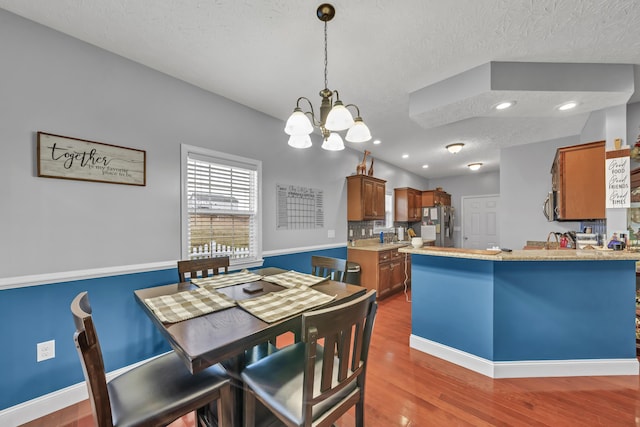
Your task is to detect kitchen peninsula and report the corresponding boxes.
[347,240,416,300]
[399,246,640,378]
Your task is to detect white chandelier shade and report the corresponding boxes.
[284,109,314,136]
[325,101,355,131]
[321,132,345,151]
[288,134,313,149]
[345,117,372,143]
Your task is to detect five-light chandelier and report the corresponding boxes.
[285,4,372,151]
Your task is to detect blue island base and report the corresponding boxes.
[409,254,639,378]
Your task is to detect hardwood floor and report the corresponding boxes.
[23,290,640,427]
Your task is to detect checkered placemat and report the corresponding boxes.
[144,287,237,323]
[190,269,264,289]
[237,286,335,323]
[260,270,328,288]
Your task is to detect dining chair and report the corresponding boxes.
[311,255,348,282]
[178,256,229,282]
[71,291,234,427]
[241,289,378,427]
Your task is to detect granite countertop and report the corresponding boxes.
[348,240,412,252]
[398,246,640,261]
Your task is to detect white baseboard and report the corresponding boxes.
[0,354,164,427]
[409,334,639,378]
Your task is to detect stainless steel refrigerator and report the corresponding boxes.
[421,205,454,247]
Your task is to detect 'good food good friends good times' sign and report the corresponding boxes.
[37,132,146,186]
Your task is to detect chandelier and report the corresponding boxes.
[285,4,372,151]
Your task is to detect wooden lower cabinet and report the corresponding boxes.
[348,248,411,299]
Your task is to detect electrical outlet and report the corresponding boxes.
[327,229,335,238]
[37,340,55,362]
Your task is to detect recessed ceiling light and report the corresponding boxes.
[558,102,578,111]
[422,164,429,169]
[373,139,381,145]
[495,101,515,110]
[402,154,409,159]
[468,163,483,171]
[446,143,464,154]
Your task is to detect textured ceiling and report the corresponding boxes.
[1,0,640,178]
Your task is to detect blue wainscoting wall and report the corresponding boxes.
[411,254,637,363]
[0,246,346,411]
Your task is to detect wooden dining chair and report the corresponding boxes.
[71,291,234,427]
[177,256,229,282]
[311,255,348,282]
[241,290,378,427]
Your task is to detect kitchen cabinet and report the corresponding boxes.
[551,140,605,220]
[394,187,422,222]
[347,247,410,299]
[347,175,386,221]
[422,189,451,207]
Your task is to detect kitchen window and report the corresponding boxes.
[181,145,262,269]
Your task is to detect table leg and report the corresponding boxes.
[222,354,245,426]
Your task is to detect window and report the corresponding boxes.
[181,145,262,269]
[374,192,394,231]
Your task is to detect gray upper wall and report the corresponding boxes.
[3,8,640,279]
[0,9,428,278]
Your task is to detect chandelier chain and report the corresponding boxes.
[324,20,328,90]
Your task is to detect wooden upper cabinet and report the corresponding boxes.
[421,189,451,207]
[347,175,386,221]
[552,140,605,220]
[394,187,422,222]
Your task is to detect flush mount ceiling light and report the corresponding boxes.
[495,101,516,110]
[558,101,578,111]
[468,163,483,171]
[446,143,464,154]
[285,4,371,150]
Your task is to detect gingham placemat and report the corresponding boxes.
[261,270,328,288]
[237,286,335,323]
[190,269,264,289]
[144,287,237,323]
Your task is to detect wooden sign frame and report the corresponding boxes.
[37,132,146,186]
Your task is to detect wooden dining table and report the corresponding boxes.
[134,267,367,424]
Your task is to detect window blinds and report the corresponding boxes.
[186,154,258,262]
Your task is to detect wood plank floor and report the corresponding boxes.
[22,290,640,427]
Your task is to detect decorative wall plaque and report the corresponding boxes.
[37,132,146,186]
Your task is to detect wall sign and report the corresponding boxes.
[37,132,146,186]
[276,184,324,230]
[605,148,630,208]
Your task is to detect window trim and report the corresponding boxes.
[180,144,263,270]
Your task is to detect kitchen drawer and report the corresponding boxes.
[378,250,392,263]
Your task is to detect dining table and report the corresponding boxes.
[134,266,367,425]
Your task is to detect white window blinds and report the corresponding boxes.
[182,146,261,266]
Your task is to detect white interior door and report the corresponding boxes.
[462,195,500,249]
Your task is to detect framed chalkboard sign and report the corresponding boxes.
[37,132,146,186]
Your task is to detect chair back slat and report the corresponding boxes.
[177,256,229,282]
[337,327,353,382]
[71,292,114,427]
[351,321,365,372]
[311,256,348,282]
